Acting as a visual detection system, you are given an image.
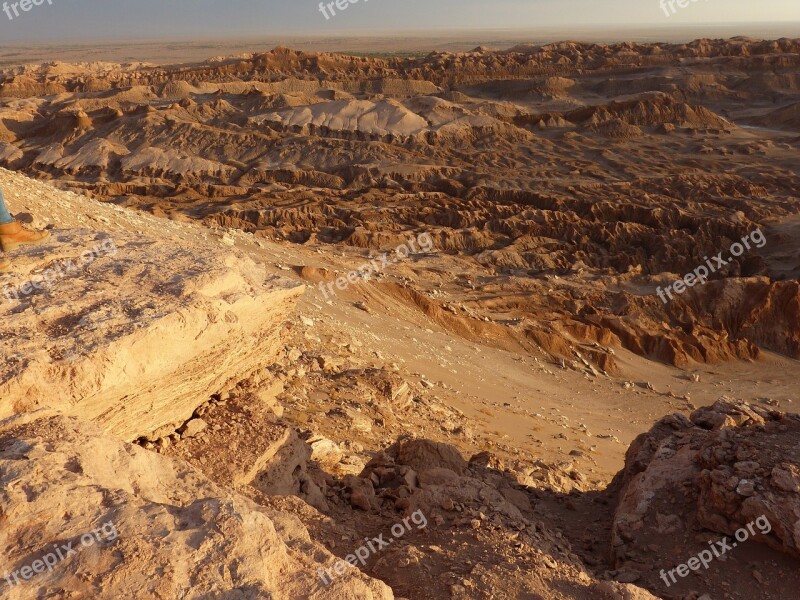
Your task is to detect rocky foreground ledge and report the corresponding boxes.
[0,170,394,598]
[0,410,393,599]
[0,167,302,440]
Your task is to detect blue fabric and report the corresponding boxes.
[0,188,14,224]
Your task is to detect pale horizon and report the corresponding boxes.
[0,0,797,44]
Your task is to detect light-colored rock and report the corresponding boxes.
[0,168,303,441]
[254,378,286,418]
[0,410,393,599]
[181,418,208,439]
[309,435,345,467]
[345,408,373,433]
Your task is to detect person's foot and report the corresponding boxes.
[0,221,49,252]
[0,257,10,272]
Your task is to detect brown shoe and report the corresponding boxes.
[0,221,50,252]
[0,257,9,272]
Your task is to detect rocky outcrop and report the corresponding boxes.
[164,385,329,512]
[0,410,393,599]
[609,399,800,593]
[691,401,800,557]
[0,168,303,441]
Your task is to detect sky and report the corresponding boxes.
[0,0,798,43]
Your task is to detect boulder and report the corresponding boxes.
[392,438,469,476]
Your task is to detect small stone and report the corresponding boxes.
[614,568,641,583]
[400,467,418,488]
[736,479,755,497]
[350,488,372,511]
[181,418,208,439]
[318,355,342,373]
[309,437,344,466]
[772,464,800,492]
[542,556,557,569]
[346,409,373,433]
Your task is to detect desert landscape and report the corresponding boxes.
[0,19,799,600]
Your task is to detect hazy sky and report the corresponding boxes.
[0,0,797,42]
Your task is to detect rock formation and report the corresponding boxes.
[0,169,302,441]
[609,399,800,596]
[0,410,393,599]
